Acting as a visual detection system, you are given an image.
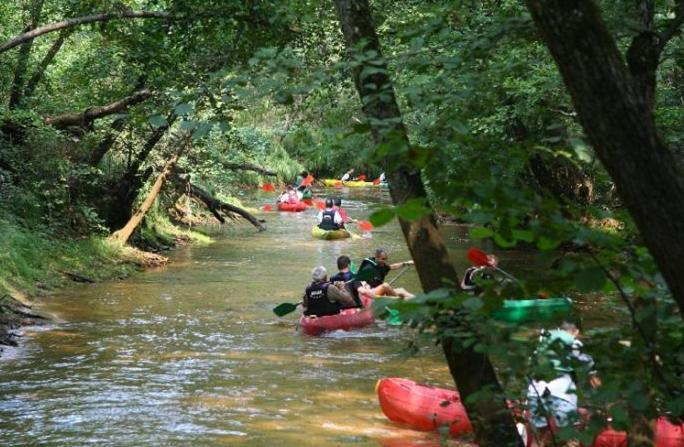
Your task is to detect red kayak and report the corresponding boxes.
[377,378,684,446]
[277,202,308,212]
[593,417,684,447]
[299,294,374,336]
[376,377,473,437]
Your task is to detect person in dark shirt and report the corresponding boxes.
[330,255,353,282]
[357,248,414,298]
[302,266,356,317]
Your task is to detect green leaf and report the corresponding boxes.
[469,226,494,240]
[148,114,168,128]
[575,267,606,292]
[395,199,430,221]
[174,102,193,116]
[369,208,395,227]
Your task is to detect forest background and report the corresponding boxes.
[1,1,683,445]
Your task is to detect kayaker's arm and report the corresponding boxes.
[389,260,414,270]
[328,282,356,307]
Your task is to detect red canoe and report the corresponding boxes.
[277,202,308,212]
[376,377,473,437]
[299,294,374,336]
[593,417,684,447]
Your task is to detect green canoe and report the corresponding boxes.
[311,225,351,240]
[492,297,572,323]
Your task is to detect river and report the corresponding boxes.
[0,188,534,446]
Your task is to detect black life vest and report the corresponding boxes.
[318,209,340,231]
[358,257,390,288]
[304,282,341,316]
[330,271,353,282]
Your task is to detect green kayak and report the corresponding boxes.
[311,225,351,240]
[492,297,572,323]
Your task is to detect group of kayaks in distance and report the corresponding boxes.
[269,170,384,239]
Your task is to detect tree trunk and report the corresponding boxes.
[0,11,179,54]
[88,117,126,166]
[8,0,45,109]
[109,138,187,244]
[333,1,523,445]
[107,112,177,229]
[23,28,73,99]
[44,89,152,129]
[524,0,684,318]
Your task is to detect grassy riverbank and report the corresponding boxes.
[0,214,212,352]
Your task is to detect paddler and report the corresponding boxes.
[357,248,415,299]
[526,321,601,446]
[316,198,343,231]
[333,197,355,224]
[302,266,357,317]
[341,168,354,181]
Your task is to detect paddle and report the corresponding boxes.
[466,247,518,282]
[272,267,375,317]
[301,175,314,186]
[357,220,373,232]
[262,204,273,212]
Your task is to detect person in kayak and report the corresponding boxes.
[330,255,353,282]
[317,198,343,230]
[333,197,355,224]
[341,168,354,181]
[294,171,307,189]
[460,254,498,294]
[303,266,357,317]
[526,321,600,446]
[357,248,415,299]
[328,255,367,308]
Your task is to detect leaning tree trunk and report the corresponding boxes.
[333,1,523,445]
[524,0,684,319]
[109,139,187,244]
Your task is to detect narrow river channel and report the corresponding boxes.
[0,188,508,446]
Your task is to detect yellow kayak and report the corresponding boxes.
[323,178,381,187]
[311,225,351,240]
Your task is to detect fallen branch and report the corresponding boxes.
[59,270,95,283]
[220,161,277,176]
[45,89,152,129]
[187,182,266,231]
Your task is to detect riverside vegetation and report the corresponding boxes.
[1,1,683,445]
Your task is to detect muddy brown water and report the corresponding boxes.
[0,188,600,446]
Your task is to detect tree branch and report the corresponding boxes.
[44,89,153,129]
[219,161,276,176]
[186,182,266,231]
[0,11,180,54]
[8,0,45,108]
[23,28,73,99]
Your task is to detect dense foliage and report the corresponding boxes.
[1,0,683,444]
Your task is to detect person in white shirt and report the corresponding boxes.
[526,321,600,446]
[341,169,354,181]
